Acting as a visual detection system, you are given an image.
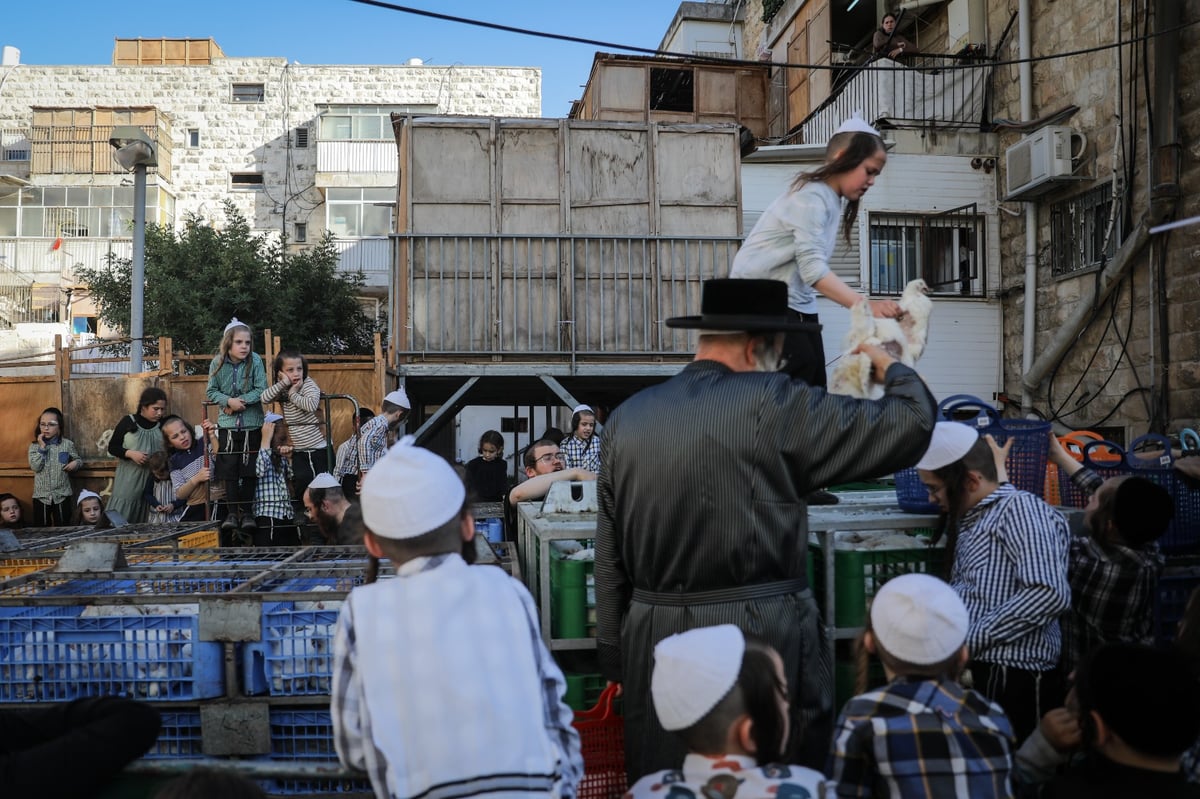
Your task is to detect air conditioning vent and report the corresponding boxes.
[1004,126,1078,199]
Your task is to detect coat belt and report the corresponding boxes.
[631,578,809,607]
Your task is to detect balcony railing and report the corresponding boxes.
[397,234,741,359]
[332,238,389,287]
[316,140,396,174]
[0,237,132,283]
[800,54,992,144]
[29,124,173,179]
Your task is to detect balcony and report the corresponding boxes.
[396,233,741,361]
[28,107,173,181]
[332,238,389,289]
[799,54,991,144]
[0,237,131,284]
[315,141,396,188]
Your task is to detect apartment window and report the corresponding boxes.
[294,127,309,148]
[187,129,200,148]
[1051,182,1120,278]
[325,187,394,237]
[649,67,695,112]
[231,172,265,190]
[231,83,266,103]
[0,184,164,237]
[868,205,986,297]
[318,104,436,141]
[293,222,307,243]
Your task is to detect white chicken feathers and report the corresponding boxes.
[828,279,933,399]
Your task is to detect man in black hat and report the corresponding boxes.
[595,278,937,780]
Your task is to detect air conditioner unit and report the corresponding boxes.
[1004,125,1077,199]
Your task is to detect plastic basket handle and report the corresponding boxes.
[1081,439,1126,469]
[1059,431,1105,460]
[1181,428,1200,454]
[575,682,620,722]
[1127,433,1174,470]
[938,395,1000,429]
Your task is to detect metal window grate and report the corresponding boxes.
[868,204,986,297]
[294,127,309,148]
[1050,181,1120,278]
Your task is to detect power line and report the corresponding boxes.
[345,0,1200,73]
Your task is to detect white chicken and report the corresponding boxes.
[828,279,933,399]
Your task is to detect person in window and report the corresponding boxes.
[873,13,913,60]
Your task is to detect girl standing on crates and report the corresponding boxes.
[253,414,300,547]
[261,349,326,522]
[163,415,219,524]
[106,387,168,524]
[206,318,266,541]
[28,406,83,526]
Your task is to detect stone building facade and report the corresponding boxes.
[0,39,540,332]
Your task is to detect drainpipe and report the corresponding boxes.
[1018,0,1036,415]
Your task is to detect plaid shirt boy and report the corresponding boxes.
[1059,468,1166,673]
[825,676,1015,798]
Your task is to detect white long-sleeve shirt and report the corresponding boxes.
[730,180,841,314]
[331,553,582,799]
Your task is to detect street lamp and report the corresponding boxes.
[109,125,157,373]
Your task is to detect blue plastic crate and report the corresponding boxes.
[1153,567,1200,646]
[263,708,372,795]
[33,575,246,597]
[244,600,342,696]
[0,605,223,702]
[145,710,206,759]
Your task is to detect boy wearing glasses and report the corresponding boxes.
[504,438,595,540]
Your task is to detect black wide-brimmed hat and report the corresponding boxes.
[664,279,821,332]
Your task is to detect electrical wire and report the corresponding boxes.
[344,0,1200,74]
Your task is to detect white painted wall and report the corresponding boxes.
[742,150,1003,404]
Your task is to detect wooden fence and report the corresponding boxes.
[0,333,386,510]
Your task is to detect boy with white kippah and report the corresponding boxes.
[825,573,1016,798]
[331,436,582,799]
[629,624,825,799]
[916,421,1070,743]
[355,388,410,488]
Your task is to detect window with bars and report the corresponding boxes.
[231,83,265,103]
[1050,182,1120,278]
[867,204,986,297]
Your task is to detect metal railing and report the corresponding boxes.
[868,204,987,298]
[800,53,992,144]
[0,237,132,283]
[332,238,389,275]
[397,234,741,359]
[28,123,173,178]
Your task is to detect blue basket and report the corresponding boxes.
[244,600,342,696]
[1153,567,1200,646]
[1056,440,1130,508]
[145,710,206,759]
[939,395,1051,499]
[264,709,372,795]
[0,605,223,702]
[894,467,939,513]
[1126,434,1196,554]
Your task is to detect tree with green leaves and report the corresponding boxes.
[75,201,380,359]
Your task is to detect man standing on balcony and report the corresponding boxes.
[594,278,936,781]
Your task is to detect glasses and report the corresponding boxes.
[39,421,60,427]
[535,452,564,465]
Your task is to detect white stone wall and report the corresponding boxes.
[0,57,540,239]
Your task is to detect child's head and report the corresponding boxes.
[161,415,195,453]
[793,117,887,242]
[862,573,969,690]
[360,438,472,566]
[34,406,65,442]
[0,493,21,526]
[1084,475,1174,548]
[478,430,504,461]
[355,408,376,430]
[1075,643,1200,763]
[74,490,105,526]
[269,417,290,450]
[381,387,411,425]
[570,405,597,440]
[651,625,790,765]
[273,349,307,384]
[153,767,267,799]
[147,451,171,481]
[218,317,254,364]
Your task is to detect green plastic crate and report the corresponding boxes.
[550,555,595,639]
[809,537,943,628]
[563,671,606,711]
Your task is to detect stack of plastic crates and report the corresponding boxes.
[0,521,222,579]
[939,395,1051,499]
